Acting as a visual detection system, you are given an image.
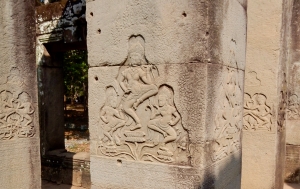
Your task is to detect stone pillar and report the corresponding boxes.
[87,1,246,188]
[242,0,293,188]
[285,0,300,183]
[0,1,41,189]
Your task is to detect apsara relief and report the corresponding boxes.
[243,93,272,131]
[213,67,242,162]
[0,68,35,140]
[287,94,300,119]
[97,36,189,165]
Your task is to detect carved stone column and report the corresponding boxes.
[87,1,246,188]
[285,0,300,183]
[241,0,293,188]
[0,0,41,188]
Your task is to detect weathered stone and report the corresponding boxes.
[36,0,88,156]
[42,151,91,187]
[36,0,87,42]
[241,0,293,188]
[285,0,300,184]
[0,0,40,188]
[285,145,300,183]
[88,40,244,189]
[86,0,246,69]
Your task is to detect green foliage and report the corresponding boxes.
[63,50,88,101]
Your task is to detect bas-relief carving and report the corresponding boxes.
[0,68,35,140]
[97,36,189,165]
[212,67,242,162]
[243,93,272,131]
[287,94,300,119]
[245,71,261,87]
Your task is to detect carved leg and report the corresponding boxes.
[123,107,142,130]
[148,123,167,137]
[163,127,177,144]
[133,85,158,109]
[103,131,113,143]
[113,134,121,146]
[111,120,126,135]
[23,114,32,126]
[123,99,141,125]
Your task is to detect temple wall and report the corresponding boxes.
[241,0,293,188]
[86,0,246,188]
[0,0,41,188]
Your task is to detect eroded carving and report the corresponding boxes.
[212,67,242,162]
[287,94,300,119]
[246,71,261,86]
[0,91,35,140]
[97,36,189,165]
[0,68,35,140]
[277,73,287,132]
[243,93,272,131]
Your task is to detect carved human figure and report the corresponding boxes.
[119,44,158,131]
[224,68,238,108]
[244,94,272,130]
[0,91,14,122]
[287,94,299,119]
[148,86,180,146]
[100,87,125,146]
[7,67,24,88]
[15,92,34,126]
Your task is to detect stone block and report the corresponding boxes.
[242,0,293,188]
[88,61,243,188]
[285,145,300,183]
[86,0,246,69]
[86,0,246,187]
[0,0,41,188]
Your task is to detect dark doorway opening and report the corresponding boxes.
[39,41,91,188]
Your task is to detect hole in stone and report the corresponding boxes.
[182,11,187,17]
[117,159,122,165]
[206,31,209,36]
[95,76,98,81]
[97,29,101,34]
[90,12,93,16]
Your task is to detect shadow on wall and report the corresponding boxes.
[200,154,241,189]
[36,0,90,188]
[285,168,300,183]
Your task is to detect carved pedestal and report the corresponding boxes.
[0,1,40,188]
[87,1,246,188]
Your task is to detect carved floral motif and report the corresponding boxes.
[97,36,189,165]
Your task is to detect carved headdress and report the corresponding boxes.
[158,85,175,106]
[124,35,147,65]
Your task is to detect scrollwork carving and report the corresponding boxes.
[97,36,189,165]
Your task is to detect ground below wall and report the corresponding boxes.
[42,150,91,188]
[285,144,300,183]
